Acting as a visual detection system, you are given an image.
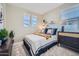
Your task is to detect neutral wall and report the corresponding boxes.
[5,4,42,42]
[43,3,79,25]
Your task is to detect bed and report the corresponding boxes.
[23,25,61,56]
[23,33,57,56]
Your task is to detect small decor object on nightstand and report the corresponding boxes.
[9,30,14,39]
[0,28,8,46]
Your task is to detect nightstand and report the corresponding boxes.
[0,39,14,56]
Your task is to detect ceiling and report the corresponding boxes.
[8,3,63,15]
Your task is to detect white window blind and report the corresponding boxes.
[24,16,30,27]
[31,16,37,26]
[24,15,38,27]
[61,4,79,32]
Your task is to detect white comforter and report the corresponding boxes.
[24,34,57,55]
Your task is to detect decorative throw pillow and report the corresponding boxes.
[52,28,57,35]
[44,28,48,34]
[46,29,52,35]
[46,28,57,35]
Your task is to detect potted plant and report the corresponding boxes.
[0,28,8,46]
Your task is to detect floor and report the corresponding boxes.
[12,42,79,56]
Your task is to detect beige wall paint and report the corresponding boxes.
[43,3,79,25]
[5,4,42,42]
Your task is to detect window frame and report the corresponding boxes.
[31,15,38,27]
[23,15,38,27]
[24,15,30,27]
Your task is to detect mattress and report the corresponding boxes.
[24,34,57,55]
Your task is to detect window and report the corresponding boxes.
[64,18,79,32]
[67,18,79,29]
[24,16,30,27]
[61,5,79,32]
[31,16,37,26]
[24,15,37,27]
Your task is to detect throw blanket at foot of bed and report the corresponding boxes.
[33,32,51,40]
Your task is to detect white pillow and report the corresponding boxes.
[47,29,52,34]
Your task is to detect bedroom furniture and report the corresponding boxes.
[23,39,57,56]
[58,32,79,52]
[0,39,14,56]
[23,24,59,56]
[23,34,57,56]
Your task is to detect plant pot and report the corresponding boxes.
[0,37,7,46]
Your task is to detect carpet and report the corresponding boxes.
[12,42,79,56]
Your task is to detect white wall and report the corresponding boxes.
[5,4,42,42]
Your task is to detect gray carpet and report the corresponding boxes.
[12,42,79,56]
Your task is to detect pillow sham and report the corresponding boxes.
[46,28,52,35]
[44,28,48,34]
[46,28,57,35]
[52,28,57,35]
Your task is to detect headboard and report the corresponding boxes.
[47,24,62,32]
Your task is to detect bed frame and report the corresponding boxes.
[23,39,57,56]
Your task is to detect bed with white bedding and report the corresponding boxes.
[23,34,57,56]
